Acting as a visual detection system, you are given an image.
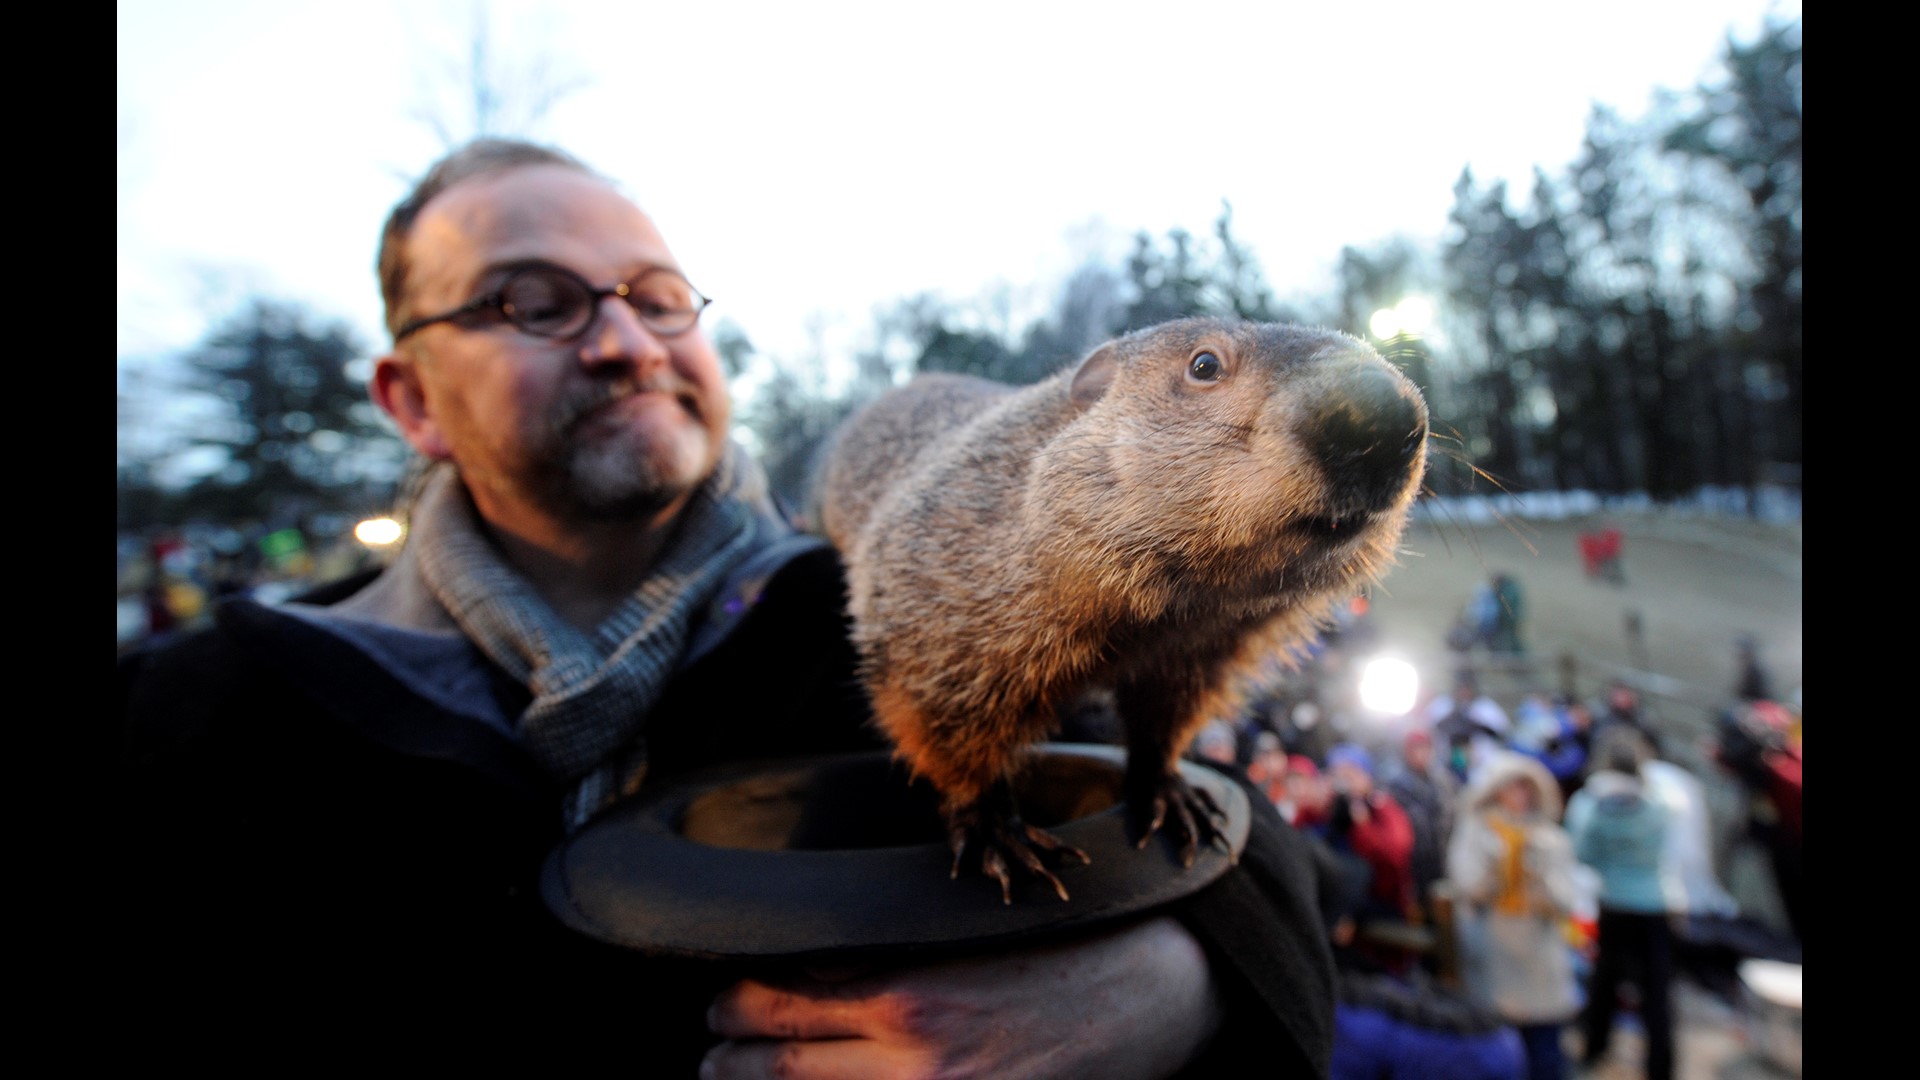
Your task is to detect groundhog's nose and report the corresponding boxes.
[1307,364,1427,506]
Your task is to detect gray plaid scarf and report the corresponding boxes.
[411,443,782,830]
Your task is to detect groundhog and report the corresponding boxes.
[815,317,1429,902]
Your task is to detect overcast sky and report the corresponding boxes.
[117,0,1798,375]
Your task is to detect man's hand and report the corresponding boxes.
[702,914,1222,1080]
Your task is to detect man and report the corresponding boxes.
[116,138,1332,1075]
[1565,729,1678,1080]
[1245,730,1291,809]
[1486,573,1525,656]
[1323,744,1418,929]
[1711,700,1802,941]
[1321,743,1421,981]
[1732,634,1774,703]
[1285,752,1333,832]
[1591,678,1663,757]
[1380,728,1456,923]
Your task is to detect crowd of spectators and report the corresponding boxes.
[123,511,1800,1079]
[1187,605,1803,1080]
[116,524,386,653]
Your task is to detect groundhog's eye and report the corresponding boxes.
[1188,351,1225,383]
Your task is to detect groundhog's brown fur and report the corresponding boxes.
[816,317,1429,894]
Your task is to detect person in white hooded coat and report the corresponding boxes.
[1446,751,1585,1080]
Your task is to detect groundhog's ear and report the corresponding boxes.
[1069,342,1118,410]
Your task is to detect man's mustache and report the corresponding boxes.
[555,375,697,433]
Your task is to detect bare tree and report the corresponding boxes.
[404,1,592,148]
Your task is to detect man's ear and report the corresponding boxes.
[370,351,452,460]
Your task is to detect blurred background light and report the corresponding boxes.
[1358,655,1420,715]
[1369,296,1435,340]
[354,516,405,547]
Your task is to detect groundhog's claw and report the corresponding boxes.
[947,801,1088,904]
[1133,773,1236,869]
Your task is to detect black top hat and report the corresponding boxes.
[541,744,1250,960]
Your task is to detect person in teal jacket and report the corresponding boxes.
[1564,728,1675,1080]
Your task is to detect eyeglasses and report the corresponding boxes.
[394,262,712,342]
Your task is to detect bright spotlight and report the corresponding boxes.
[1370,297,1435,341]
[1358,656,1419,715]
[1394,296,1434,336]
[354,517,405,547]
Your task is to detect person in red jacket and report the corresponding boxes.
[1326,743,1420,928]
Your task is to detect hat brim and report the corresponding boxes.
[541,744,1250,960]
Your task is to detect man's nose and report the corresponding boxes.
[578,294,672,370]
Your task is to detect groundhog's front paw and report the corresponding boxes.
[1130,770,1235,870]
[946,791,1091,905]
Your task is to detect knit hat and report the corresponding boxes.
[1326,743,1374,777]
